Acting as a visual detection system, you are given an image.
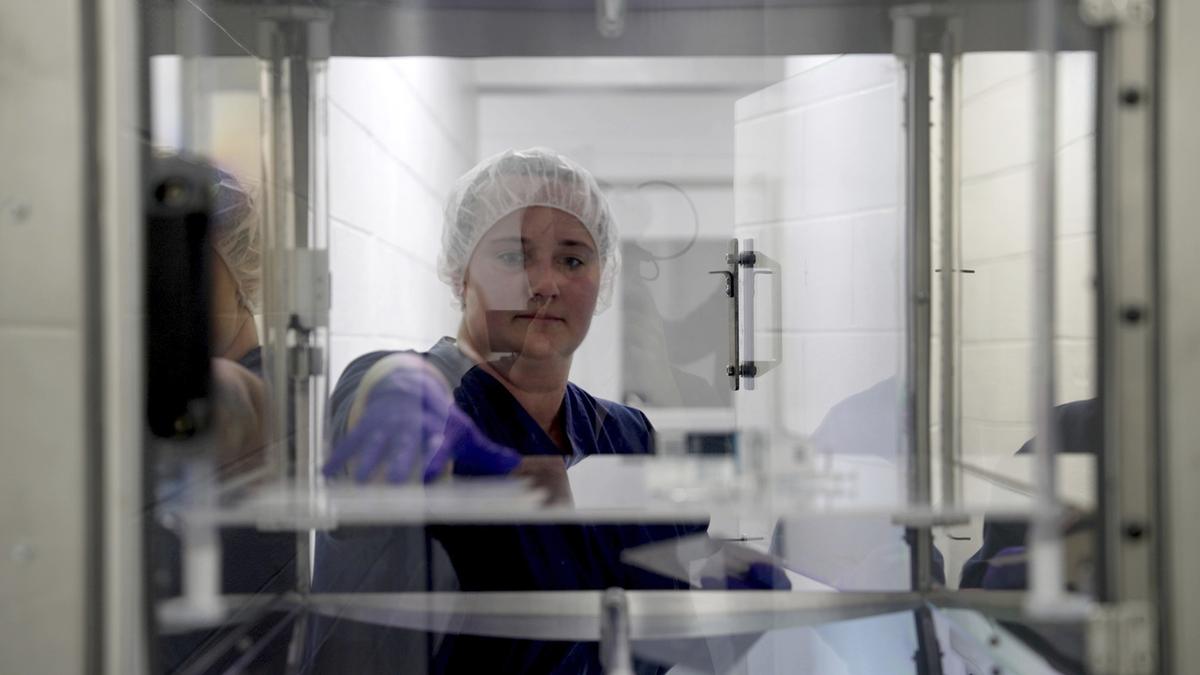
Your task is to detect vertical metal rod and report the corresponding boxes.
[1158,0,1200,668]
[727,238,741,391]
[259,27,295,485]
[600,588,635,675]
[308,52,331,480]
[176,1,209,154]
[1027,0,1067,611]
[286,33,314,598]
[937,24,962,509]
[899,23,934,594]
[740,237,757,392]
[893,10,945,671]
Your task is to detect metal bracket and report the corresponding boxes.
[1081,0,1155,26]
[710,239,777,390]
[288,248,330,331]
[600,588,634,675]
[287,341,324,381]
[1088,601,1155,674]
[596,0,627,39]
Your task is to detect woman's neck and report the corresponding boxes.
[218,308,260,362]
[456,327,570,435]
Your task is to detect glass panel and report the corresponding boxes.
[945,51,1099,591]
[139,0,1099,672]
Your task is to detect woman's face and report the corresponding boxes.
[461,206,602,363]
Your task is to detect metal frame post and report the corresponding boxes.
[1086,0,1160,670]
[1158,0,1200,670]
[893,7,953,674]
[1027,0,1068,614]
[893,6,934,594]
[936,19,963,512]
[256,9,331,672]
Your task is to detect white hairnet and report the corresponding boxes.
[211,170,262,313]
[438,147,620,312]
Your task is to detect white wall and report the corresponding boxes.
[0,0,90,671]
[326,58,476,383]
[734,55,906,456]
[958,52,1097,458]
[734,52,1098,589]
[932,51,1098,586]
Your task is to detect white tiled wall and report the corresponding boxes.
[959,52,1097,457]
[1,0,88,671]
[734,55,905,451]
[326,58,476,383]
[951,52,1098,584]
[734,52,1097,588]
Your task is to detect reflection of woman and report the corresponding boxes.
[309,149,780,674]
[207,170,269,475]
[155,162,294,674]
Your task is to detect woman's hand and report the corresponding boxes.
[701,562,793,590]
[513,456,574,506]
[323,364,522,483]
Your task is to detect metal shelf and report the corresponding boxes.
[164,454,1095,530]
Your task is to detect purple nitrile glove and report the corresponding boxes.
[701,562,793,591]
[981,546,1028,590]
[322,365,522,483]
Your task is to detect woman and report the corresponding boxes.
[154,159,295,674]
[309,149,781,674]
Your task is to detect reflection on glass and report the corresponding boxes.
[142,0,1098,669]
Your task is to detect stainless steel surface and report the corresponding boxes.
[936,17,963,510]
[930,589,1090,623]
[98,0,148,671]
[601,589,635,675]
[936,606,1088,675]
[160,588,1099,641]
[1028,0,1067,609]
[144,1,1099,58]
[301,589,924,641]
[1095,0,1158,615]
[172,454,1083,530]
[260,24,296,484]
[893,5,934,594]
[1159,0,1200,669]
[1088,600,1154,674]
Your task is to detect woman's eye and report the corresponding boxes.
[497,251,524,266]
[562,256,585,270]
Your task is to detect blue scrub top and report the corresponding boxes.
[305,338,707,674]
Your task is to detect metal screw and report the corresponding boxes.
[1121,305,1145,323]
[1120,87,1143,106]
